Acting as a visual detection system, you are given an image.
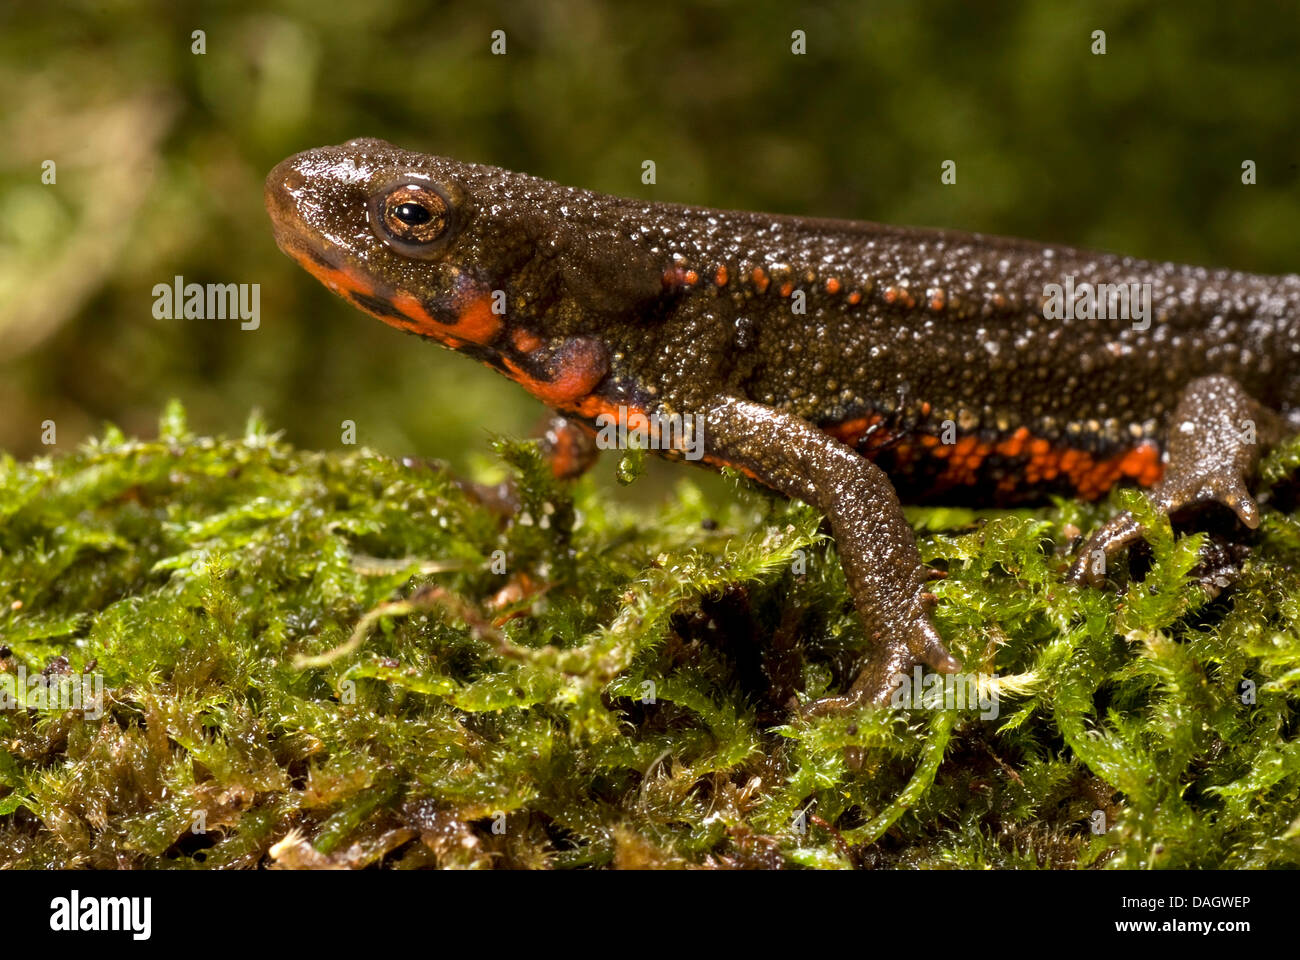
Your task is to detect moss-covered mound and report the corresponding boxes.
[1,402,1298,868]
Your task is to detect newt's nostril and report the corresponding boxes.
[280,166,307,193]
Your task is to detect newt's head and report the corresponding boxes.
[267,139,674,415]
[265,138,522,351]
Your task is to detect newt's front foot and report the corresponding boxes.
[700,396,962,715]
[402,415,599,519]
[804,603,961,717]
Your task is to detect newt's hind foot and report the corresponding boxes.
[1068,375,1276,587]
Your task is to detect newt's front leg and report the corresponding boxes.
[700,395,961,709]
[1068,374,1283,585]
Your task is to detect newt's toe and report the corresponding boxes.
[838,609,962,709]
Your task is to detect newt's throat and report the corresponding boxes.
[284,244,503,349]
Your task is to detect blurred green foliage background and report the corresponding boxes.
[1,0,1297,478]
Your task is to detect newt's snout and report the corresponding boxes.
[263,157,305,242]
[264,150,344,275]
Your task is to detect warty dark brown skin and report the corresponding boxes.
[266,138,1300,709]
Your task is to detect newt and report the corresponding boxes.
[266,138,1300,710]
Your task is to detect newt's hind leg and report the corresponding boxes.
[1068,375,1282,586]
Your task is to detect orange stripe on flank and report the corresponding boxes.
[823,415,882,446]
[822,412,1164,501]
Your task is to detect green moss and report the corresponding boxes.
[1,402,1297,868]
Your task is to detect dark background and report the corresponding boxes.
[2,0,1297,480]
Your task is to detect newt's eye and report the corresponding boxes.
[392,202,432,226]
[369,182,451,256]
